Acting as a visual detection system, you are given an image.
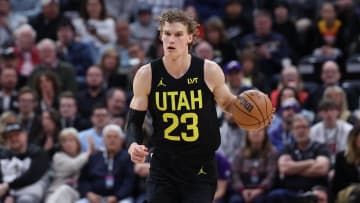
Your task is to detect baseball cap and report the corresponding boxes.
[224,60,243,74]
[41,0,59,6]
[281,98,301,113]
[0,47,16,59]
[2,123,24,137]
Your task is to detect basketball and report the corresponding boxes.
[229,90,274,130]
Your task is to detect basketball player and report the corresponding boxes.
[127,9,266,203]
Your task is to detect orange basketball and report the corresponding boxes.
[230,90,274,130]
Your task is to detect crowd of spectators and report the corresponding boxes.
[0,0,360,202]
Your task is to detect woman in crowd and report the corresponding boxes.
[230,128,277,203]
[45,128,92,203]
[99,48,128,90]
[322,86,357,124]
[34,71,61,112]
[33,109,61,157]
[73,0,116,52]
[333,125,360,203]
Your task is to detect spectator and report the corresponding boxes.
[239,49,267,93]
[0,47,18,70]
[78,104,110,152]
[127,42,146,83]
[239,10,290,86]
[305,60,345,111]
[29,0,66,42]
[59,91,90,131]
[77,124,134,203]
[267,114,330,203]
[9,0,41,18]
[113,20,135,71]
[203,16,237,66]
[271,66,309,108]
[310,99,353,166]
[221,0,251,43]
[308,2,346,55]
[0,111,17,144]
[106,88,128,119]
[0,123,49,203]
[104,0,135,21]
[332,125,360,200]
[218,112,245,162]
[17,87,42,139]
[186,0,226,23]
[194,40,214,60]
[76,66,106,119]
[13,24,40,80]
[272,1,298,61]
[130,3,157,53]
[214,152,231,203]
[73,0,116,52]
[99,48,129,90]
[33,109,61,157]
[224,60,252,94]
[33,71,60,112]
[29,38,76,93]
[56,18,96,85]
[45,128,92,203]
[322,86,357,124]
[0,68,19,114]
[268,97,300,151]
[230,128,277,203]
[0,0,27,46]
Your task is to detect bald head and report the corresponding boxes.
[321,61,341,85]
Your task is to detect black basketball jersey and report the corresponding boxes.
[148,56,220,155]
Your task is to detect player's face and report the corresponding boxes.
[161,22,193,57]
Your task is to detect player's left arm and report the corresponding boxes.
[204,60,236,113]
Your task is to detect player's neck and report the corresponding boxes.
[163,54,191,78]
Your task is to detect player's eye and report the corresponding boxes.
[175,33,183,37]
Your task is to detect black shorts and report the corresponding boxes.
[145,150,217,203]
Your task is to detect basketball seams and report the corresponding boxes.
[234,97,261,122]
[243,93,265,128]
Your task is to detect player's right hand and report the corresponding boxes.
[128,143,149,163]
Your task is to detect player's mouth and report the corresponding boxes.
[167,46,176,50]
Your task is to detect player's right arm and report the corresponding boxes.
[127,64,151,163]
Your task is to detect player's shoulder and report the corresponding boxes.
[204,59,224,78]
[134,63,152,81]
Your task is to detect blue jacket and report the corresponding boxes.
[78,149,134,200]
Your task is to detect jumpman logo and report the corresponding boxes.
[197,166,207,176]
[157,77,166,87]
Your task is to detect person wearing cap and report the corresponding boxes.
[77,124,134,203]
[268,97,301,151]
[224,60,253,94]
[45,128,92,203]
[0,123,49,203]
[310,99,353,168]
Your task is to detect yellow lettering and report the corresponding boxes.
[177,91,191,111]
[155,92,167,111]
[190,90,203,109]
[167,91,178,111]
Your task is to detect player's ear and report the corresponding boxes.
[188,34,193,44]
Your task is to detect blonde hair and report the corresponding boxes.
[59,128,81,154]
[323,86,350,121]
[345,125,360,165]
[158,9,198,48]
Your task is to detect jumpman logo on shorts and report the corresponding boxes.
[157,78,166,87]
[197,166,207,176]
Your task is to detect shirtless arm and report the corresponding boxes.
[127,65,151,163]
[204,60,236,112]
